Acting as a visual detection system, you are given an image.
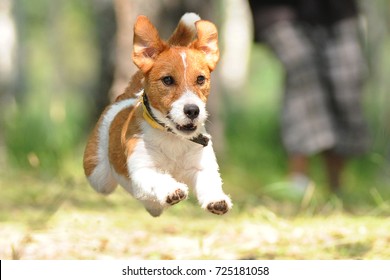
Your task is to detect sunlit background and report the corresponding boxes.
[1,0,390,259]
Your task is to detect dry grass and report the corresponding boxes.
[1,169,390,260]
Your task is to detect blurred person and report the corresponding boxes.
[248,0,370,193]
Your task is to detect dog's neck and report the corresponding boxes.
[140,90,210,147]
[141,92,167,131]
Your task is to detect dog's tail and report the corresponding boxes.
[168,12,200,46]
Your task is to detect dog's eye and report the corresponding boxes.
[196,75,206,85]
[162,76,174,86]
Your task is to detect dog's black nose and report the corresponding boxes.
[184,104,200,120]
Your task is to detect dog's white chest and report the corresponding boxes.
[127,125,203,183]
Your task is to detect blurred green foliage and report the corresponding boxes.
[1,0,389,211]
[2,0,97,172]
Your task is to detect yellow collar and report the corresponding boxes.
[140,91,165,131]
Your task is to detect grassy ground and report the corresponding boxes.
[2,5,390,260]
[1,46,389,260]
[1,156,390,260]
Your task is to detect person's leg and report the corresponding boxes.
[322,150,346,192]
[320,19,369,192]
[323,18,370,156]
[287,154,312,193]
[262,21,336,187]
[288,154,309,177]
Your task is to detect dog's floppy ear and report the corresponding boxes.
[132,15,166,73]
[191,20,220,71]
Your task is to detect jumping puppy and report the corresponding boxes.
[83,13,232,217]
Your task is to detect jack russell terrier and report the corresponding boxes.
[83,13,232,217]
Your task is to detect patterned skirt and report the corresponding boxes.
[261,18,370,156]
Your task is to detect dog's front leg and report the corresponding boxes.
[126,141,189,217]
[193,146,232,215]
[127,168,189,217]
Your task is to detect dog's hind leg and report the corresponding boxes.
[84,99,136,194]
[142,201,164,217]
[87,161,118,195]
[142,188,191,216]
[83,120,118,195]
[126,169,189,216]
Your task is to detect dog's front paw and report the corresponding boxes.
[166,188,187,205]
[207,200,229,215]
[205,195,232,215]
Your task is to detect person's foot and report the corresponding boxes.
[290,173,311,194]
[264,173,315,204]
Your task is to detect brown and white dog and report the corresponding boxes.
[83,13,232,217]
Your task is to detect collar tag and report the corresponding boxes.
[190,134,210,147]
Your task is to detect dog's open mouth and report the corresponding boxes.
[166,114,199,134]
[176,123,197,132]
